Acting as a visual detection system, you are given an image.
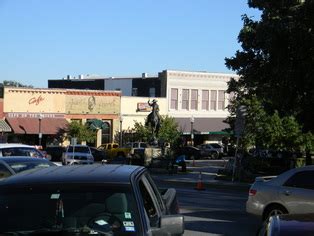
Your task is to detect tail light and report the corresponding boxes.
[249,189,257,196]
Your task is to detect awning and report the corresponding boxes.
[6,118,68,135]
[0,120,11,132]
[175,117,229,135]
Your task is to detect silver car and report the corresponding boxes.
[246,165,314,221]
[62,145,94,165]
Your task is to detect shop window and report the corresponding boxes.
[218,90,225,110]
[182,89,189,110]
[101,121,111,144]
[210,90,217,110]
[202,90,209,110]
[171,88,178,110]
[191,89,198,110]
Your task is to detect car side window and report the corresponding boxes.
[144,174,165,213]
[139,179,159,227]
[0,164,12,179]
[284,171,314,190]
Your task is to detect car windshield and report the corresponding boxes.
[210,144,221,148]
[1,147,43,158]
[68,146,90,153]
[0,185,139,235]
[7,160,54,173]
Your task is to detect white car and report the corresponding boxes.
[0,143,45,158]
[246,165,314,221]
[62,145,94,165]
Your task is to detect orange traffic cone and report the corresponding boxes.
[194,171,205,190]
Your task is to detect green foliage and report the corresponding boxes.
[230,96,313,153]
[132,116,181,147]
[158,116,181,147]
[225,0,314,133]
[1,80,33,88]
[67,121,96,144]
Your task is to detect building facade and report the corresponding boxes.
[160,70,238,144]
[1,87,121,147]
[47,69,238,145]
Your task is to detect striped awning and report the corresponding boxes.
[0,120,11,132]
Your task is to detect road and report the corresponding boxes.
[176,187,261,236]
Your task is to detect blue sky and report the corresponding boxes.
[0,0,260,88]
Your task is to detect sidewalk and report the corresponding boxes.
[150,160,251,192]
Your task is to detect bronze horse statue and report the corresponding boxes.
[145,99,161,138]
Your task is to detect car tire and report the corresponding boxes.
[211,152,219,160]
[263,205,287,221]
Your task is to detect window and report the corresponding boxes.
[170,88,178,110]
[191,89,198,110]
[210,90,217,110]
[0,164,11,179]
[284,171,314,190]
[149,88,156,97]
[218,90,225,110]
[71,119,82,124]
[132,88,138,96]
[182,89,189,110]
[202,90,209,110]
[139,180,158,227]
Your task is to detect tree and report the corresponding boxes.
[66,121,96,144]
[229,96,313,153]
[132,116,181,148]
[1,80,33,88]
[225,0,314,133]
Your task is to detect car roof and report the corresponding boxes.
[0,143,36,149]
[67,145,89,147]
[0,164,145,186]
[270,165,314,185]
[0,156,52,163]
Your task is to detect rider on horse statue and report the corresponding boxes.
[145,99,161,139]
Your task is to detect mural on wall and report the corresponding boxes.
[66,94,120,114]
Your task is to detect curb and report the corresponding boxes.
[152,176,251,192]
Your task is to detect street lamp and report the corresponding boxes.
[190,116,194,147]
[119,116,123,147]
[38,114,43,146]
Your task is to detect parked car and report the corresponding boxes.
[198,143,224,159]
[0,164,184,235]
[0,156,56,179]
[90,147,106,162]
[45,146,66,162]
[258,214,314,236]
[176,146,202,160]
[62,145,94,165]
[246,165,314,222]
[0,143,45,158]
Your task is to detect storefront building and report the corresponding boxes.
[2,87,121,147]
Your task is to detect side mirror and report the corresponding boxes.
[152,215,184,236]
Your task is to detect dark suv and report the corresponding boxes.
[45,146,66,162]
[0,165,184,235]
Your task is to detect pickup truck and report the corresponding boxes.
[98,143,131,159]
[0,164,184,236]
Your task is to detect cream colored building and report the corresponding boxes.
[159,70,239,143]
[120,96,167,131]
[2,87,121,147]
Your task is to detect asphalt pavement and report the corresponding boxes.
[150,159,251,192]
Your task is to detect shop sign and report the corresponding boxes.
[137,103,151,112]
[7,113,65,119]
[28,95,45,106]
